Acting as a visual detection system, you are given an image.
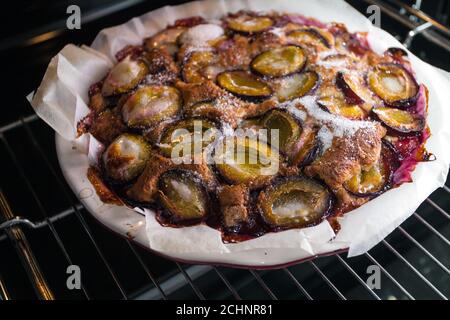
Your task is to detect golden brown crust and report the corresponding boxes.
[176,80,222,108]
[89,108,126,145]
[126,152,173,202]
[87,167,123,206]
[143,120,174,145]
[304,124,386,189]
[89,92,107,113]
[250,31,283,54]
[177,80,272,127]
[218,184,250,227]
[217,35,253,69]
[333,186,369,212]
[177,161,217,190]
[143,48,179,75]
[278,161,301,177]
[127,152,217,203]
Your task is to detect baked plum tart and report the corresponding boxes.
[79,11,432,242]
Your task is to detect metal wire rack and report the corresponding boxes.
[0,0,449,300]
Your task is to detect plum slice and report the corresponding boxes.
[182,51,217,83]
[122,85,181,128]
[276,71,319,102]
[344,162,386,196]
[102,56,148,96]
[261,110,302,154]
[336,71,365,105]
[102,133,151,183]
[158,170,209,223]
[367,63,419,107]
[322,104,365,120]
[372,107,425,134]
[251,46,306,77]
[287,27,333,48]
[261,110,320,165]
[343,142,399,197]
[258,176,333,229]
[213,136,279,187]
[317,86,366,120]
[144,26,186,55]
[227,14,273,33]
[158,118,220,157]
[291,127,321,166]
[217,71,272,99]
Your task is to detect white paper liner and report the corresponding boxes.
[30,0,450,260]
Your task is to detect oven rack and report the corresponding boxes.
[0,0,449,300]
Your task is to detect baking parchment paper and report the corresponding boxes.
[29,0,450,258]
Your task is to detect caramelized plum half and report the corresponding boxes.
[276,71,319,102]
[258,177,333,229]
[287,27,332,48]
[372,107,425,134]
[158,118,220,157]
[322,104,365,120]
[344,164,386,197]
[261,110,302,154]
[122,85,181,128]
[183,51,216,83]
[102,133,150,183]
[343,142,399,197]
[158,170,209,222]
[214,136,279,187]
[367,64,419,107]
[251,46,306,77]
[144,26,186,55]
[102,56,148,96]
[217,71,272,99]
[318,86,366,119]
[227,14,273,33]
[336,72,365,105]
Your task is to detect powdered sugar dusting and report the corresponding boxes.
[318,49,338,60]
[279,102,307,121]
[179,24,224,61]
[143,72,176,85]
[278,99,303,120]
[316,59,347,69]
[317,126,333,153]
[269,27,285,38]
[299,95,376,135]
[214,92,243,111]
[281,96,377,153]
[179,24,224,47]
